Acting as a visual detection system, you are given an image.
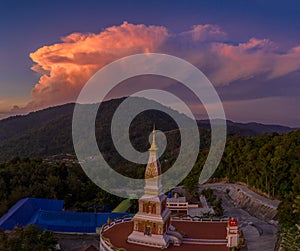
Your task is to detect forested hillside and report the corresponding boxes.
[0,98,299,228]
[183,130,300,226]
[0,97,296,162]
[0,130,299,227]
[0,98,189,162]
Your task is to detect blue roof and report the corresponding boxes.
[29,210,127,233]
[0,198,63,230]
[0,198,127,233]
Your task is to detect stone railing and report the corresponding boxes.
[99,215,229,251]
[100,217,132,251]
[171,215,228,222]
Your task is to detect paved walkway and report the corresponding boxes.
[200,183,279,251]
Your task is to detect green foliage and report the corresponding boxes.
[0,97,292,163]
[0,99,299,228]
[216,130,300,225]
[293,195,300,219]
[201,188,224,216]
[0,225,57,251]
[278,225,300,251]
[214,131,300,200]
[0,158,123,216]
[201,188,216,203]
[182,130,300,225]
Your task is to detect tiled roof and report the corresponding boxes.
[102,221,229,251]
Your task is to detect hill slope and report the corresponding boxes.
[0,97,296,162]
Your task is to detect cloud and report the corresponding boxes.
[205,38,275,84]
[203,38,300,85]
[269,46,300,79]
[25,21,169,112]
[181,24,227,42]
[11,22,300,119]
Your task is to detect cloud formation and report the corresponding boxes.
[181,24,227,42]
[13,22,300,118]
[27,22,168,111]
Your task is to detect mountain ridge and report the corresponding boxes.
[0,98,298,163]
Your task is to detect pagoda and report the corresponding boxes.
[127,127,182,248]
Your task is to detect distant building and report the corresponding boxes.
[167,194,214,216]
[100,128,241,250]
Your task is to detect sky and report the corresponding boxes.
[0,0,300,126]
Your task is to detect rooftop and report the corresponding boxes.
[102,220,229,251]
[0,197,127,233]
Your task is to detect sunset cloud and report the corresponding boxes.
[181,24,227,42]
[26,22,169,111]
[12,22,300,116]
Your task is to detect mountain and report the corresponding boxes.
[0,98,297,163]
[226,120,297,135]
[0,98,187,163]
[197,119,297,136]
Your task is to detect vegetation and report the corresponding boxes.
[0,158,123,216]
[0,98,299,245]
[0,98,184,163]
[0,225,57,251]
[201,188,224,217]
[278,225,300,251]
[0,130,299,226]
[0,97,293,163]
[183,130,300,225]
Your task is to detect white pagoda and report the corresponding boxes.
[127,127,182,248]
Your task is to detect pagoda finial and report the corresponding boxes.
[149,124,158,151]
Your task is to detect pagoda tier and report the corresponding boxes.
[127,127,181,249]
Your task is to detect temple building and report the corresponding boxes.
[100,128,241,251]
[127,128,183,248]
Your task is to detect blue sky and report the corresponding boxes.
[0,0,300,126]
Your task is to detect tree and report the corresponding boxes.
[0,225,58,251]
[292,195,300,223]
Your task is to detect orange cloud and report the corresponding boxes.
[199,38,300,85]
[206,38,274,84]
[12,22,300,115]
[26,22,169,111]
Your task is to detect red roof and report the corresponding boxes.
[102,221,229,251]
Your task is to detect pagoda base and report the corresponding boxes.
[127,231,170,249]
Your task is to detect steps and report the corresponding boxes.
[183,238,227,245]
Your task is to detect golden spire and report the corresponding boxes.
[149,124,158,151]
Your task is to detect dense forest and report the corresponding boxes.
[0,130,299,228]
[183,130,300,226]
[0,225,58,251]
[0,158,123,216]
